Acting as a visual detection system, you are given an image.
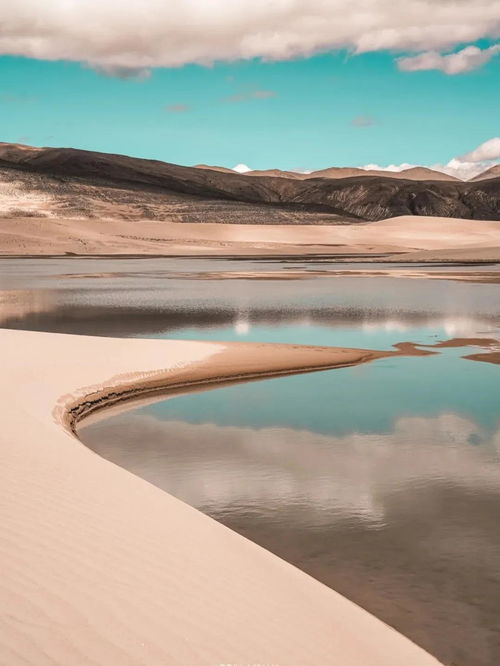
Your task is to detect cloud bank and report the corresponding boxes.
[360,137,500,180]
[398,44,500,74]
[459,137,500,163]
[1,1,500,73]
[235,138,500,180]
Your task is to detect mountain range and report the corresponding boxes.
[195,164,462,181]
[0,142,499,224]
[196,163,500,182]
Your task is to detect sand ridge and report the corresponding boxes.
[0,329,444,665]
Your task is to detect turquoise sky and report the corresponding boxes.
[1,47,499,170]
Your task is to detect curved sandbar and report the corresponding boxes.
[0,329,442,665]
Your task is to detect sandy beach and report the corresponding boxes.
[1,215,500,262]
[0,329,444,665]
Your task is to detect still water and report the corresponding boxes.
[1,257,500,665]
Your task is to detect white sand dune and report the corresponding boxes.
[0,215,499,260]
[0,329,443,665]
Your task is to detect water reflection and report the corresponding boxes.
[82,412,500,525]
[82,403,500,666]
[3,256,500,664]
[0,257,499,341]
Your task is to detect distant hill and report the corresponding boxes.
[308,165,460,181]
[195,163,461,182]
[195,166,305,179]
[0,142,498,223]
[384,167,460,181]
[471,165,500,182]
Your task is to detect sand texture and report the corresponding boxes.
[0,329,443,665]
[1,214,500,261]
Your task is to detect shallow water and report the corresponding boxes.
[0,256,499,343]
[2,257,500,665]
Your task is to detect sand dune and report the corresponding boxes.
[0,330,443,665]
[0,214,499,261]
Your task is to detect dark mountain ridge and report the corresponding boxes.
[0,143,499,222]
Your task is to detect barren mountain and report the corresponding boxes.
[194,164,236,174]
[0,142,498,223]
[308,166,461,181]
[385,167,460,181]
[241,168,304,179]
[196,164,460,181]
[471,165,500,182]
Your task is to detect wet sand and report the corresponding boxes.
[464,351,500,364]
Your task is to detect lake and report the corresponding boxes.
[1,256,499,665]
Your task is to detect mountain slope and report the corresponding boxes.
[0,143,498,223]
[471,165,500,182]
[195,164,461,181]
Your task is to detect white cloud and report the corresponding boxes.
[434,159,489,181]
[83,412,500,524]
[459,137,500,162]
[233,316,250,335]
[232,163,252,173]
[398,44,500,74]
[359,160,492,181]
[358,137,500,180]
[1,1,500,71]
[361,163,415,173]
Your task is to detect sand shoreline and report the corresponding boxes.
[67,348,386,432]
[66,339,498,431]
[0,329,445,665]
[2,253,500,265]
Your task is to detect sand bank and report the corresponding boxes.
[142,267,500,284]
[0,215,499,261]
[464,351,500,365]
[0,329,443,665]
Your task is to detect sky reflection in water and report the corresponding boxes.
[1,257,500,665]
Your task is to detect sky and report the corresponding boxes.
[1,1,499,178]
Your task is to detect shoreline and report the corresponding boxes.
[64,340,497,431]
[67,350,385,432]
[0,329,443,666]
[1,252,500,265]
